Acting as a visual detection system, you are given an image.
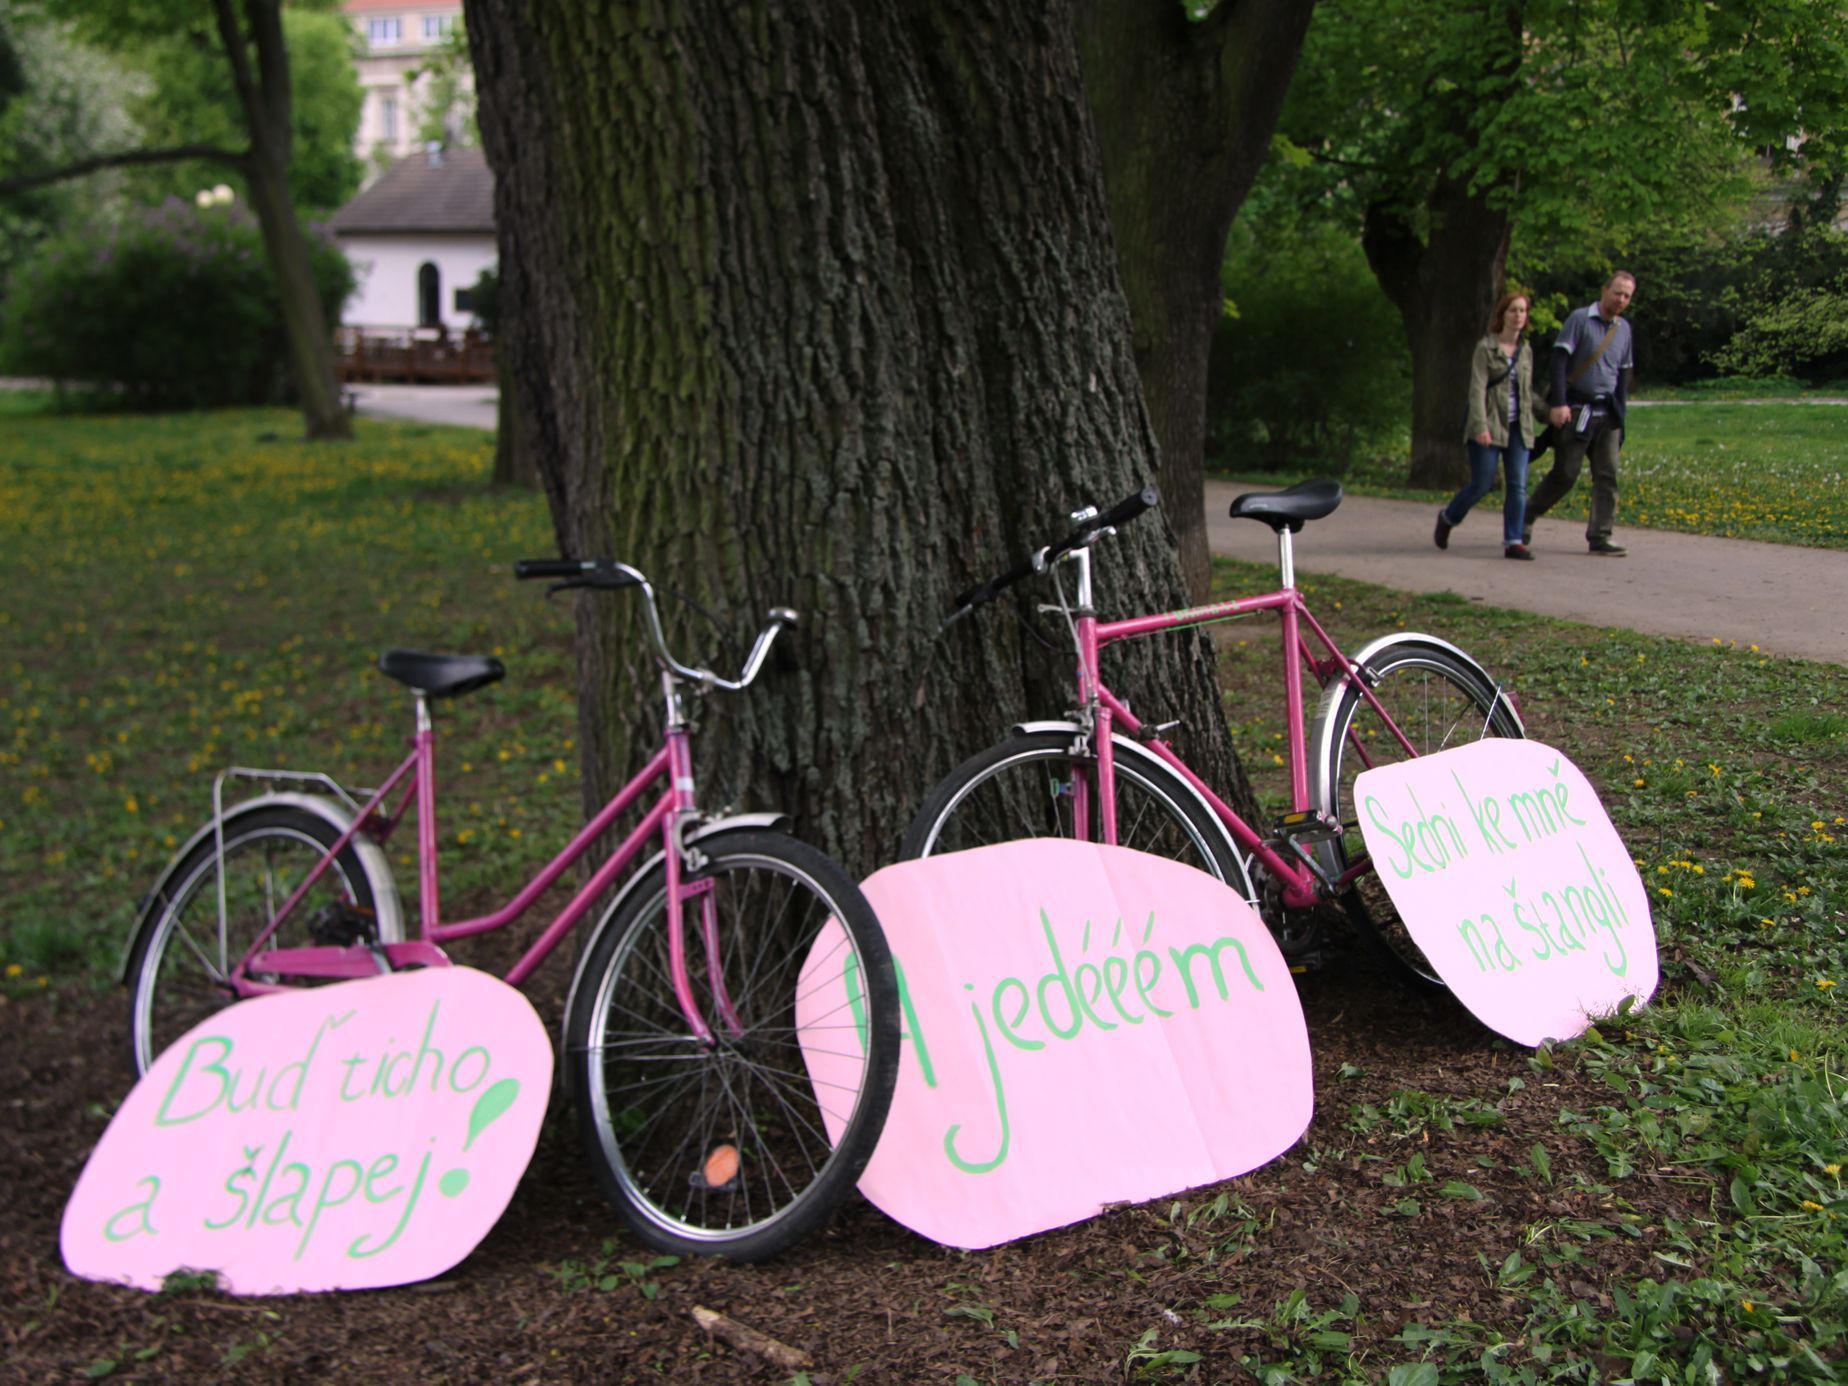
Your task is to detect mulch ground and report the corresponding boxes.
[1,954,1710,1384]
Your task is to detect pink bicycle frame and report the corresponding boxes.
[1057,546,1424,913]
[231,700,740,1042]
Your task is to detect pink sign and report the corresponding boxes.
[799,841,1313,1249]
[1353,738,1657,1046]
[63,967,551,1295]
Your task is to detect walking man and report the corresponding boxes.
[1525,271,1635,555]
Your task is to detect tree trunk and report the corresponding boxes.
[221,0,350,442]
[1077,0,1315,602]
[467,0,1255,877]
[1363,174,1510,491]
[490,348,537,488]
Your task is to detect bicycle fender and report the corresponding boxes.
[556,811,791,1057]
[119,793,405,984]
[1307,632,1524,873]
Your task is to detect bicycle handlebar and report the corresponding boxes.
[948,485,1158,620]
[516,557,797,691]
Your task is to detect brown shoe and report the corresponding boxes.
[1504,543,1535,560]
[1434,511,1453,550]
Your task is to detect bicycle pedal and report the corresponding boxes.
[308,901,377,947]
[1270,809,1344,846]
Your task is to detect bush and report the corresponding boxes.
[1519,227,1848,387]
[1208,220,1410,475]
[0,198,352,408]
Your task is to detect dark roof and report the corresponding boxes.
[329,146,494,235]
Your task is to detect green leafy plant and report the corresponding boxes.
[0,199,352,408]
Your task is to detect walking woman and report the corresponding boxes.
[1435,292,1535,559]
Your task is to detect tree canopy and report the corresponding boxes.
[1269,0,1848,484]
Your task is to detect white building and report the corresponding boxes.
[343,0,468,165]
[328,144,494,335]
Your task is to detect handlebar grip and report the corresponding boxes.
[953,554,1037,613]
[1093,485,1159,533]
[514,558,587,580]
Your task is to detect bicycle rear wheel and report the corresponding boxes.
[1315,638,1523,988]
[566,829,899,1262]
[125,807,391,1076]
[900,729,1281,940]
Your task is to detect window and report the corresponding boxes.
[419,263,442,328]
[423,14,453,39]
[366,17,402,45]
[379,94,398,143]
[453,287,476,314]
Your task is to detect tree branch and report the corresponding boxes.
[0,145,250,197]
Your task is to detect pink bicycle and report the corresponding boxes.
[124,559,900,1261]
[902,480,1525,986]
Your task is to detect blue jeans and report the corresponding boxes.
[1443,438,1531,546]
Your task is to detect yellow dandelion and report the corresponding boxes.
[1634,778,1646,788]
[4,963,21,978]
[1819,979,1838,990]
[1802,1200,1825,1212]
[1825,1164,1841,1177]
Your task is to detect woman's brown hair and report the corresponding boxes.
[1489,292,1529,335]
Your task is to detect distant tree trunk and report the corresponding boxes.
[1364,176,1509,492]
[1078,0,1316,601]
[467,0,1255,873]
[215,0,349,441]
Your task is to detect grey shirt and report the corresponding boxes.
[1553,302,1633,401]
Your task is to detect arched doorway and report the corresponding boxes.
[418,262,441,328]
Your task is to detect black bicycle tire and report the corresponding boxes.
[899,730,1256,900]
[1317,640,1524,990]
[565,829,900,1262]
[124,806,385,1076]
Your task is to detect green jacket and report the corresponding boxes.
[1462,334,1533,447]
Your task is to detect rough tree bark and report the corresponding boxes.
[1363,173,1511,491]
[1076,0,1317,601]
[466,0,1255,876]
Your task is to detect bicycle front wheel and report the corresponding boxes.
[566,829,899,1262]
[900,730,1256,898]
[125,807,392,1076]
[1315,638,1523,988]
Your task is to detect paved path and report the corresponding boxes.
[343,386,1845,667]
[1206,480,1848,667]
[348,382,499,430]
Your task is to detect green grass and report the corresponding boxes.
[1210,555,1848,1382]
[1229,392,1848,551]
[3,410,1843,1378]
[0,405,569,992]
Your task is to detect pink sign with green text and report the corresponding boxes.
[799,840,1313,1249]
[1352,738,1657,1045]
[62,967,551,1295]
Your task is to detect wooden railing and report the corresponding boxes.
[335,326,495,384]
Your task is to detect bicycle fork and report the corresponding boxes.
[662,689,746,1047]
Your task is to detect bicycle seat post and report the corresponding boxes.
[1276,526,1298,592]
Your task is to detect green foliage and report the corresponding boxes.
[407,27,478,149]
[0,10,145,293]
[118,7,362,215]
[467,264,499,335]
[1708,276,1848,382]
[0,199,352,407]
[1210,219,1409,475]
[1519,228,1848,386]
